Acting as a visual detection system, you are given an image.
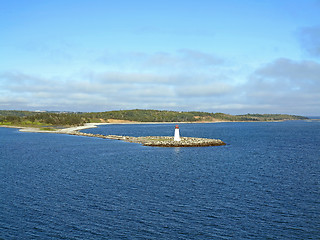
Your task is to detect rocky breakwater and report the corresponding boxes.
[67,131,226,147]
[135,136,226,147]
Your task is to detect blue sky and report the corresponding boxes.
[1,0,320,115]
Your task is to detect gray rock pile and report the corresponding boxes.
[137,136,226,147]
[66,131,226,147]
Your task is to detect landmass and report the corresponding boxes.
[0,109,308,129]
[0,109,308,147]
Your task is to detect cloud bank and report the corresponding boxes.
[245,58,320,114]
[1,48,320,115]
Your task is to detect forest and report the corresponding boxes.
[0,109,308,127]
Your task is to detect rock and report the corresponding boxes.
[61,131,226,147]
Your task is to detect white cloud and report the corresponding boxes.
[244,58,320,114]
[250,58,320,93]
[0,70,180,111]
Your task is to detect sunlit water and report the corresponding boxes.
[1,121,319,239]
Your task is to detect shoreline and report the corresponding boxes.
[2,119,309,147]
[0,122,227,147]
[1,121,226,133]
[0,118,306,134]
[0,122,108,133]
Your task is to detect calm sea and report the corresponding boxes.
[1,121,319,239]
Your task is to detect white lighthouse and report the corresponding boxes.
[174,125,181,141]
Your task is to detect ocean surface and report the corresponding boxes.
[0,121,319,239]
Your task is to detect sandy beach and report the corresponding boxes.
[0,123,108,134]
[1,118,278,134]
[1,120,223,135]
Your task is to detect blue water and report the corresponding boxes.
[1,121,319,239]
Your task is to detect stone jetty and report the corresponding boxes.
[7,123,226,147]
[67,131,226,147]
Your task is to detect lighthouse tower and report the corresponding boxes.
[174,125,181,141]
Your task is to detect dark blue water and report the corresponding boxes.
[1,121,319,239]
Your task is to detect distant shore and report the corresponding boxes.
[1,119,231,134]
[0,118,308,134]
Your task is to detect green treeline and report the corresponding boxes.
[0,112,89,126]
[82,109,198,122]
[82,109,307,122]
[0,109,308,127]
